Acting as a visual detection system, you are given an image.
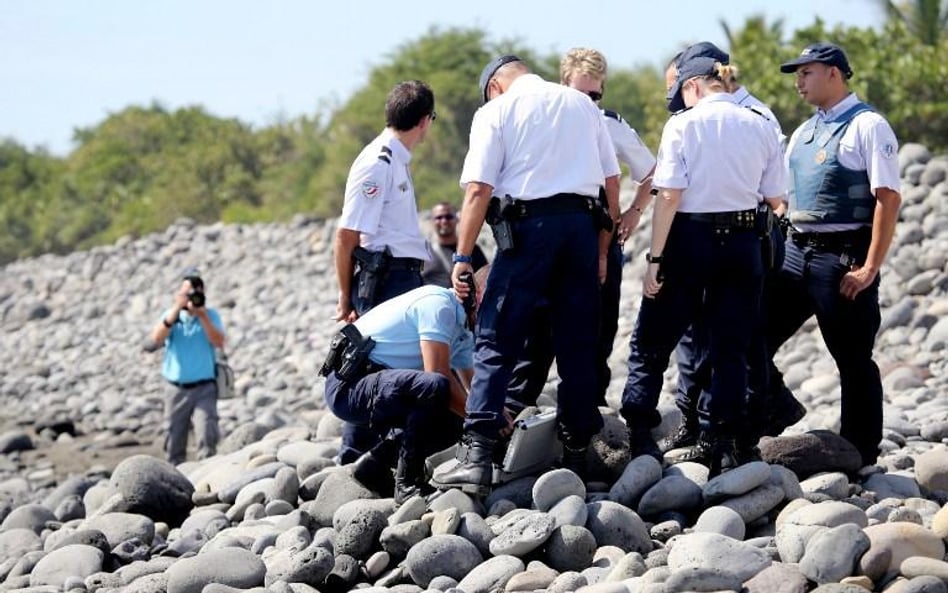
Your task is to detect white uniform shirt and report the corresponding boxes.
[653,93,786,213]
[460,74,620,200]
[338,128,431,260]
[786,93,901,232]
[732,86,785,146]
[603,111,656,182]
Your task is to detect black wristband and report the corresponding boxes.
[646,252,663,264]
[162,317,175,328]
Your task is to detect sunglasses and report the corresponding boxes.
[586,90,603,102]
[434,214,456,221]
[430,110,437,121]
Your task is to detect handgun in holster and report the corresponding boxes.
[318,323,377,382]
[595,187,615,233]
[486,196,517,254]
[353,246,391,306]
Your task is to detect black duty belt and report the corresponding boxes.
[678,209,757,230]
[790,229,870,254]
[387,257,424,272]
[507,193,600,218]
[168,378,215,389]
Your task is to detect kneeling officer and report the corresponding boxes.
[319,270,486,503]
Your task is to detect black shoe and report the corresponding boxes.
[761,388,806,437]
[560,443,588,481]
[429,432,496,497]
[626,422,662,463]
[351,445,396,495]
[394,455,433,507]
[676,432,741,478]
[659,420,699,453]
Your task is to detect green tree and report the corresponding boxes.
[876,0,948,45]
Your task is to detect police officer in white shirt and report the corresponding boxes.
[659,42,805,458]
[620,55,786,476]
[430,55,621,494]
[333,80,436,467]
[506,48,656,415]
[763,42,901,467]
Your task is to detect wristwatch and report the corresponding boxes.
[452,253,473,264]
[646,252,663,264]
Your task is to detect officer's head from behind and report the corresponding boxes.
[479,55,529,103]
[667,56,740,113]
[560,47,607,103]
[779,42,853,112]
[385,80,436,147]
[666,42,737,111]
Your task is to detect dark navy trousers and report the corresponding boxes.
[621,217,764,434]
[506,236,623,408]
[761,233,882,464]
[674,224,786,431]
[339,268,423,464]
[326,368,461,462]
[467,211,604,444]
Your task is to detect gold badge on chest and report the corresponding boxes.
[814,149,827,165]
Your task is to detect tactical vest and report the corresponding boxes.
[788,103,875,225]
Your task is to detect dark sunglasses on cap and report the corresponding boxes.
[586,90,603,102]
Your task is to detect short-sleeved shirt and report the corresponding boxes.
[653,93,786,213]
[354,285,473,371]
[338,128,431,261]
[160,308,224,383]
[785,93,901,232]
[459,74,621,200]
[732,86,785,146]
[603,110,656,182]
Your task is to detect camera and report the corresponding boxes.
[459,272,476,314]
[187,289,206,308]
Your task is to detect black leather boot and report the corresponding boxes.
[626,420,662,462]
[659,417,699,453]
[394,455,432,506]
[350,439,397,495]
[429,432,496,496]
[560,438,589,481]
[760,386,806,437]
[677,432,740,477]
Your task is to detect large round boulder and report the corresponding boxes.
[108,455,194,526]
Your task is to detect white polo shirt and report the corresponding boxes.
[460,74,620,200]
[732,86,785,146]
[653,92,786,213]
[786,93,901,233]
[338,128,431,261]
[603,110,656,182]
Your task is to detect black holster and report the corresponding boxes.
[756,204,776,271]
[353,246,391,307]
[486,196,517,254]
[319,324,377,382]
[596,186,614,233]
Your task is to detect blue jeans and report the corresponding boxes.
[466,211,603,444]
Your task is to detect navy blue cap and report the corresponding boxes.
[479,55,522,103]
[666,56,721,113]
[676,41,729,68]
[780,42,853,78]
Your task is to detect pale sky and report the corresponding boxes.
[0,0,882,155]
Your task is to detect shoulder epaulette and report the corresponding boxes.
[746,106,771,120]
[603,109,624,123]
[377,145,392,164]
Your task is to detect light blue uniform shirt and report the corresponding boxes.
[354,286,473,371]
[160,309,224,383]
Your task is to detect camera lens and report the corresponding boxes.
[188,290,205,308]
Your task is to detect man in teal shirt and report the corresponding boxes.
[151,269,225,464]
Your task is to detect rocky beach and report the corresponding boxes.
[0,143,946,592]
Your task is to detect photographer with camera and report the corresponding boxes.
[150,268,225,465]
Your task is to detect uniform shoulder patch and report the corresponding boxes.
[879,143,896,159]
[602,109,624,123]
[361,179,380,199]
[377,145,393,164]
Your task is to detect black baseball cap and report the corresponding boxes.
[479,55,522,103]
[676,41,730,68]
[780,42,853,79]
[666,56,720,113]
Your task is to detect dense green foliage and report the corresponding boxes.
[1,16,946,264]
